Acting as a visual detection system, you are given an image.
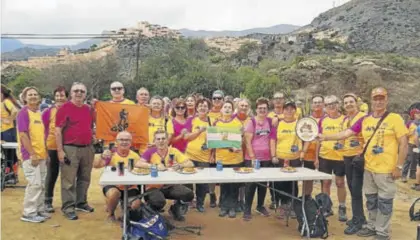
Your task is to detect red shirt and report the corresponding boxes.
[55,101,93,145]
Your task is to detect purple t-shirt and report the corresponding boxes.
[244,118,272,161]
[170,118,192,153]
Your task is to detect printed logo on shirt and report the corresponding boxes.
[255,129,270,136]
[281,129,293,134]
[34,120,42,124]
[325,126,339,131]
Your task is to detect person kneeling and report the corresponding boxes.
[136,130,194,222]
[93,131,141,222]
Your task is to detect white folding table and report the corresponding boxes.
[1,142,18,149]
[99,167,332,239]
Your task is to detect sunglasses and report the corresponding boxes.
[73,89,86,94]
[175,106,186,110]
[117,138,131,142]
[212,97,223,100]
[325,102,338,107]
[111,87,123,91]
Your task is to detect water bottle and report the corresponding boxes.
[216,160,223,171]
[254,159,261,170]
[151,164,158,178]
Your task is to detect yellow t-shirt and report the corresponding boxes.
[185,117,211,162]
[110,99,135,105]
[343,112,366,157]
[319,115,345,161]
[208,111,222,125]
[360,103,369,113]
[351,113,408,173]
[148,116,167,144]
[17,107,47,160]
[268,110,300,120]
[109,150,139,190]
[1,99,17,132]
[45,107,57,150]
[274,120,302,160]
[296,107,303,120]
[408,122,418,145]
[214,118,243,165]
[142,147,188,167]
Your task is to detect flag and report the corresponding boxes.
[207,126,242,149]
[95,101,149,148]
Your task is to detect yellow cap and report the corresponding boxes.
[371,87,388,98]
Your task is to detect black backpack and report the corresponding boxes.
[315,193,333,217]
[293,195,329,239]
[409,198,420,221]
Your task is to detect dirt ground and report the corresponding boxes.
[1,168,419,240]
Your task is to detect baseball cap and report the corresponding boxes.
[212,90,224,98]
[343,93,358,101]
[273,92,284,99]
[284,101,297,109]
[371,87,388,98]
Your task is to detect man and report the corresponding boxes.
[315,95,347,222]
[18,87,50,223]
[42,86,69,213]
[55,82,95,220]
[341,93,367,235]
[136,87,150,107]
[268,92,285,120]
[401,108,420,182]
[412,126,420,191]
[136,130,194,221]
[109,81,135,104]
[320,87,408,240]
[93,131,141,222]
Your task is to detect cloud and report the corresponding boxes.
[1,0,350,45]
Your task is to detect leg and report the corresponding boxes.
[303,161,315,196]
[319,158,333,196]
[75,146,94,208]
[61,146,80,214]
[45,150,60,208]
[37,160,47,213]
[343,156,354,194]
[363,170,378,233]
[352,159,366,223]
[193,161,209,209]
[144,188,166,211]
[164,185,194,203]
[375,173,397,238]
[22,160,42,217]
[103,186,121,218]
[401,145,413,180]
[244,182,257,214]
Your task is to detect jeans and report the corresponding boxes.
[344,155,366,223]
[220,163,243,210]
[402,144,418,179]
[272,159,300,205]
[45,150,60,204]
[192,161,210,207]
[244,160,271,213]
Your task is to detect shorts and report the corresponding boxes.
[303,160,315,170]
[102,185,140,204]
[319,157,345,177]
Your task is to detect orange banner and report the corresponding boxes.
[95,101,149,148]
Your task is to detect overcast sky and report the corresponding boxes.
[1,0,350,45]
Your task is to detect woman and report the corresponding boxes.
[148,96,167,149]
[242,98,272,221]
[167,99,190,153]
[17,87,49,223]
[184,98,212,212]
[270,101,306,218]
[42,86,69,213]
[186,95,196,117]
[214,101,243,218]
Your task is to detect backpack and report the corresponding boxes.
[315,193,333,217]
[128,204,171,240]
[409,198,420,221]
[293,195,329,239]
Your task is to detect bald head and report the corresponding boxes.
[116,131,132,150]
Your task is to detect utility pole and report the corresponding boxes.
[135,30,142,83]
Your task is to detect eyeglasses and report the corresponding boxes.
[325,102,338,107]
[155,137,166,141]
[257,107,268,110]
[175,106,186,110]
[111,87,123,91]
[212,97,223,101]
[313,101,323,104]
[117,138,131,142]
[73,89,86,94]
[273,97,284,100]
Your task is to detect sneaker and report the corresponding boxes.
[219,209,228,217]
[346,218,354,226]
[63,212,78,220]
[375,235,390,240]
[210,193,217,208]
[228,208,236,218]
[269,202,276,210]
[357,228,376,237]
[255,206,270,217]
[169,204,185,222]
[243,212,252,221]
[196,205,205,213]
[338,206,348,222]
[401,177,408,183]
[21,215,46,223]
[235,201,244,213]
[37,212,51,219]
[45,203,55,213]
[75,204,94,213]
[344,222,363,235]
[411,184,420,191]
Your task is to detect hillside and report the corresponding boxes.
[1,47,60,61]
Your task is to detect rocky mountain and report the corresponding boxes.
[1,47,60,61]
[178,24,300,38]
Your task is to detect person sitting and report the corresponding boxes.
[93,131,141,222]
[136,129,194,222]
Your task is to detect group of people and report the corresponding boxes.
[1,81,419,240]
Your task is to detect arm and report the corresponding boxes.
[19,132,37,159]
[55,127,65,162]
[270,139,278,164]
[300,141,310,160]
[245,132,255,160]
[321,129,356,141]
[135,158,153,169]
[179,159,194,168]
[93,154,106,168]
[184,127,205,141]
[396,135,408,167]
[415,131,419,147]
[171,129,188,144]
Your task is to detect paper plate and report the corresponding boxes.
[280,167,297,173]
[233,167,254,174]
[177,168,197,174]
[131,168,150,175]
[296,117,319,142]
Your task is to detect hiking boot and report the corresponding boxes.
[338,206,347,222]
[228,208,236,218]
[375,235,390,240]
[169,204,185,222]
[63,212,78,220]
[243,212,252,221]
[269,202,276,210]
[37,212,51,219]
[45,202,55,213]
[21,215,46,223]
[255,206,270,217]
[219,209,228,217]
[210,193,217,208]
[196,205,205,213]
[357,228,376,237]
[75,204,94,213]
[411,184,420,191]
[344,222,363,235]
[346,218,354,226]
